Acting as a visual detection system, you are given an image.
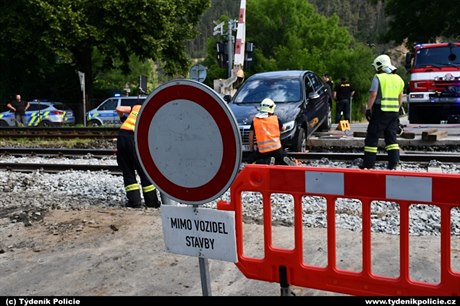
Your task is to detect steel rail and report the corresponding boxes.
[0,127,119,138]
[0,147,116,157]
[0,148,458,163]
[0,163,121,175]
[0,151,458,175]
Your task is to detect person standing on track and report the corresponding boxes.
[7,94,30,127]
[116,99,161,208]
[362,54,405,170]
[333,77,355,123]
[323,73,334,109]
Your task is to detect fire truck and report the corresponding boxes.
[405,42,460,123]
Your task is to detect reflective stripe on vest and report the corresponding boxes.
[253,115,282,153]
[120,104,141,132]
[376,73,405,112]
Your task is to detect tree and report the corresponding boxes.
[201,0,375,120]
[0,0,210,104]
[384,0,460,45]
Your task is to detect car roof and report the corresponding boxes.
[110,96,147,99]
[28,100,64,104]
[248,70,313,79]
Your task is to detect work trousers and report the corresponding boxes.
[246,148,288,165]
[117,130,159,207]
[335,99,350,122]
[363,107,400,169]
[14,113,27,126]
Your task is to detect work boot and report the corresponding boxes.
[126,190,142,208]
[362,153,376,169]
[387,150,400,170]
[144,191,161,208]
[283,156,296,166]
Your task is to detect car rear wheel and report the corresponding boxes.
[0,120,9,127]
[290,127,307,152]
[39,121,55,127]
[88,120,101,127]
[319,103,332,131]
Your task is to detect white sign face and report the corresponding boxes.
[149,100,223,188]
[161,205,237,263]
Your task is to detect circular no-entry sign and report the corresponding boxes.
[135,79,242,205]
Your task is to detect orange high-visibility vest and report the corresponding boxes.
[120,105,141,132]
[253,115,282,153]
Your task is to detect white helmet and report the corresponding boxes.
[372,54,397,73]
[259,98,276,114]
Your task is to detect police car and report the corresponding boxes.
[0,100,76,127]
[86,95,147,126]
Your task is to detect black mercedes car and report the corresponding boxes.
[225,70,332,152]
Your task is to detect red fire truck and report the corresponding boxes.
[405,42,460,123]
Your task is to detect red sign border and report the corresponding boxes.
[136,80,241,204]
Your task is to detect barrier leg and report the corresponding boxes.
[279,266,295,296]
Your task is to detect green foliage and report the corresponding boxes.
[308,0,388,45]
[0,0,210,108]
[201,0,376,121]
[384,0,460,45]
[92,50,160,97]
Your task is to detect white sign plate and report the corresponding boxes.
[161,205,237,263]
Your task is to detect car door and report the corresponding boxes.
[25,103,43,126]
[97,98,119,124]
[304,72,328,134]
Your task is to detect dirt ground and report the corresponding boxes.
[0,206,454,296]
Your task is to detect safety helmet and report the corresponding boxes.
[372,54,397,73]
[259,98,276,114]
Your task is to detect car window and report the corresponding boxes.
[306,73,323,92]
[99,99,118,111]
[234,78,301,103]
[121,98,145,107]
[28,103,41,111]
[37,104,49,111]
[27,103,50,111]
[305,77,314,95]
[52,103,72,111]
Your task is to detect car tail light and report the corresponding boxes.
[51,110,64,115]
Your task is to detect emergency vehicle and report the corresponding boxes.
[86,95,146,126]
[405,42,460,123]
[0,100,75,127]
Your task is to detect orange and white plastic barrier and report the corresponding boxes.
[217,165,460,296]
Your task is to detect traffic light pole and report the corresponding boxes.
[227,20,236,78]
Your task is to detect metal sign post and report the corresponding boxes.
[77,71,86,126]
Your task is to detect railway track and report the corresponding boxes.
[0,127,119,138]
[0,147,459,162]
[0,148,458,174]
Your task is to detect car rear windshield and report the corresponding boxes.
[52,103,72,111]
[234,78,301,103]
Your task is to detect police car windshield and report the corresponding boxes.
[234,78,301,103]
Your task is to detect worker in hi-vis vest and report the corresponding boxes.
[362,54,405,170]
[246,98,293,165]
[116,100,161,208]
